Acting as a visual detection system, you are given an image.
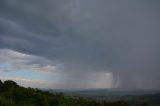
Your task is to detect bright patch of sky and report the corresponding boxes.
[1,70,50,81]
[0,49,113,89]
[0,63,11,68]
[0,49,62,88]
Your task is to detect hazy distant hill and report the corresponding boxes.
[48,88,160,97]
[48,88,160,106]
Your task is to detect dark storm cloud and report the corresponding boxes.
[0,0,160,89]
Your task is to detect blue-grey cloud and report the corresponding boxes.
[0,0,160,89]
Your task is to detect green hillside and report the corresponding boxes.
[0,80,149,106]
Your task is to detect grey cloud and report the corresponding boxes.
[0,49,57,72]
[0,0,160,89]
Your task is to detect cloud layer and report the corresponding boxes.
[0,49,57,72]
[0,0,160,89]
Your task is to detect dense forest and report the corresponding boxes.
[0,80,149,106]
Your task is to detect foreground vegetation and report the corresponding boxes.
[0,80,149,106]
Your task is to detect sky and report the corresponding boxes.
[0,0,160,89]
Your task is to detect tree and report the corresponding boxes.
[4,80,19,89]
[0,80,3,92]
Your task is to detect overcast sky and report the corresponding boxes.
[0,0,160,89]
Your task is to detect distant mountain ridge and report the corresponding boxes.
[47,88,160,96]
